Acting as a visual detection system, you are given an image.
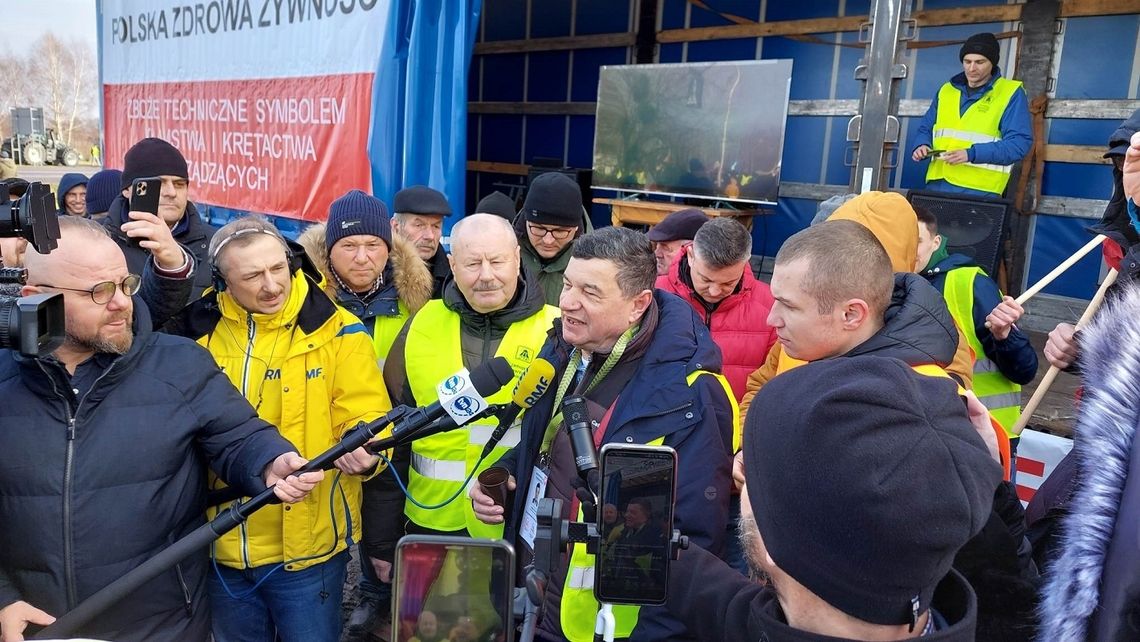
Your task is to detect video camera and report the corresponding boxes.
[0,181,65,356]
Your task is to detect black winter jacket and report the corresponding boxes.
[667,544,979,642]
[103,195,217,300]
[0,303,294,641]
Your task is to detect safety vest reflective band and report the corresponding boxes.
[941,267,1022,437]
[403,300,559,537]
[560,369,732,641]
[926,77,1022,195]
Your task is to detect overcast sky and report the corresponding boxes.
[5,0,97,52]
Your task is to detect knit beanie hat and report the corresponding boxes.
[960,32,1000,67]
[744,356,1000,626]
[121,138,188,189]
[326,190,393,251]
[85,169,123,214]
[475,191,517,220]
[521,172,583,228]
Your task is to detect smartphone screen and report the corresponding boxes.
[594,444,677,606]
[129,177,162,215]
[392,536,515,642]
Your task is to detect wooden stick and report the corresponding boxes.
[985,234,1106,328]
[1011,268,1119,436]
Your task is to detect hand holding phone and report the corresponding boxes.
[129,177,162,215]
[123,177,184,270]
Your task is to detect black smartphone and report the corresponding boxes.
[129,177,162,215]
[392,535,515,642]
[594,443,677,606]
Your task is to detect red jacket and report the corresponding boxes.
[655,246,777,401]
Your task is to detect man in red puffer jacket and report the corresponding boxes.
[656,217,776,404]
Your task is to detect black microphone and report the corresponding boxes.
[365,403,506,455]
[479,358,556,460]
[563,395,598,486]
[295,356,514,474]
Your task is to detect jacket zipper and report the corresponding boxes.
[480,321,493,365]
[239,313,255,568]
[174,563,193,616]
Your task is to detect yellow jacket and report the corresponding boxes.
[199,270,391,570]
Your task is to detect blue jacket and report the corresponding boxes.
[922,254,1038,385]
[496,291,735,642]
[0,303,295,642]
[914,69,1033,195]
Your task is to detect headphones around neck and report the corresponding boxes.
[209,228,301,293]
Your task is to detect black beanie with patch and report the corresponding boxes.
[960,32,1000,67]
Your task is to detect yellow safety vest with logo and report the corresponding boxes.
[926,77,1022,195]
[941,266,1022,437]
[559,370,738,642]
[403,300,560,538]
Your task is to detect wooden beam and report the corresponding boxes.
[1047,99,1140,120]
[657,5,1022,44]
[467,161,530,176]
[474,32,635,55]
[1037,195,1109,219]
[787,98,930,117]
[468,102,597,116]
[1045,144,1113,164]
[1060,0,1140,18]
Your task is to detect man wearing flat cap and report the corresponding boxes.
[517,172,590,305]
[392,185,452,298]
[911,32,1032,198]
[646,208,709,276]
[667,356,1002,641]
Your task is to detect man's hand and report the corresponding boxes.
[1044,322,1080,370]
[369,557,393,583]
[1124,130,1140,205]
[264,452,324,503]
[334,446,379,475]
[121,210,185,270]
[963,391,1001,465]
[732,451,746,492]
[986,296,1025,341]
[0,601,55,642]
[941,149,970,165]
[469,475,515,524]
[911,145,931,162]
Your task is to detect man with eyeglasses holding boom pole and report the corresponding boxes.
[0,216,320,642]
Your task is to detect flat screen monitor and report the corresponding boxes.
[592,60,793,206]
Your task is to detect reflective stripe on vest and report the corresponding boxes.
[561,432,668,642]
[926,77,1022,195]
[941,266,1022,437]
[403,300,559,536]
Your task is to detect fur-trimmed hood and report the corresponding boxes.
[297,222,432,314]
[1038,281,1140,641]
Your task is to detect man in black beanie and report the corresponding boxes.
[392,185,452,298]
[666,356,1001,641]
[474,190,517,221]
[517,171,589,305]
[104,137,217,300]
[911,32,1032,197]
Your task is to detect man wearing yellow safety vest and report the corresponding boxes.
[911,32,1032,198]
[915,207,1038,478]
[374,213,560,545]
[298,189,434,640]
[166,215,392,642]
[471,226,736,642]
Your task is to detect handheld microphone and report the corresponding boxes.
[479,358,556,460]
[365,403,506,455]
[296,356,514,474]
[563,395,599,487]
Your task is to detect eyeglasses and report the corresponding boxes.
[527,223,575,241]
[35,274,142,304]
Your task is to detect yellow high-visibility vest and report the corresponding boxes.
[926,77,1022,195]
